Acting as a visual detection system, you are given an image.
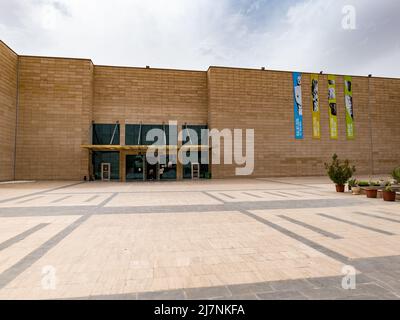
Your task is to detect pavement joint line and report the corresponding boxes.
[278,215,343,239]
[278,191,302,198]
[318,214,396,236]
[16,196,44,204]
[202,192,226,204]
[0,198,371,217]
[262,191,287,198]
[50,195,72,204]
[0,214,92,289]
[219,193,236,200]
[353,211,400,224]
[97,193,119,208]
[239,210,350,264]
[242,192,264,199]
[0,223,50,252]
[375,210,400,217]
[85,195,100,203]
[297,190,327,196]
[0,182,86,204]
[257,179,319,188]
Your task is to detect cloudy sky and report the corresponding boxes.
[0,0,399,77]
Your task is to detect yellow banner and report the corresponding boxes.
[311,74,320,139]
[328,75,338,139]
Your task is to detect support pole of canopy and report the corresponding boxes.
[110,123,119,145]
[138,122,142,145]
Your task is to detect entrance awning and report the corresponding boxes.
[81,145,211,152]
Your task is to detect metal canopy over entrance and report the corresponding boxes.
[82,145,210,182]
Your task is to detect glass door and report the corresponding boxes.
[126,155,144,181]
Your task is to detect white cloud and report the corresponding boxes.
[0,0,399,77]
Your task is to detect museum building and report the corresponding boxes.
[1,40,399,182]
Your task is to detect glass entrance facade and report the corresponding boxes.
[92,151,120,180]
[183,151,210,179]
[182,125,210,179]
[89,123,210,182]
[93,124,120,145]
[159,154,177,180]
[126,155,144,181]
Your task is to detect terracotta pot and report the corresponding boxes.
[383,191,396,202]
[366,189,378,198]
[336,185,345,193]
[352,187,361,195]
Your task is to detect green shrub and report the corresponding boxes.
[348,179,358,187]
[392,167,400,183]
[357,181,370,187]
[385,183,394,192]
[324,154,356,186]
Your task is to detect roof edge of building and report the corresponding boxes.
[2,40,399,81]
[95,64,206,74]
[207,65,400,81]
[0,39,18,56]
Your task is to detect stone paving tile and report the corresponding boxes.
[318,214,395,236]
[0,223,49,251]
[256,290,308,300]
[185,286,231,300]
[227,282,274,295]
[138,289,186,300]
[88,293,138,300]
[278,215,342,239]
[269,279,316,292]
[213,294,259,300]
[353,212,400,224]
[53,256,400,300]
[0,178,399,300]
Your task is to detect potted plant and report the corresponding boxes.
[351,180,362,195]
[383,183,396,202]
[325,154,356,193]
[365,181,380,198]
[348,179,357,192]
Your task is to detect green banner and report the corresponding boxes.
[328,75,338,140]
[344,76,355,139]
[311,74,320,139]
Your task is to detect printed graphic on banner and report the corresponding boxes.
[293,72,303,139]
[328,75,338,139]
[311,74,320,139]
[344,76,355,139]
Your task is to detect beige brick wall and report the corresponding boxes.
[208,67,400,178]
[369,77,400,173]
[93,66,208,127]
[0,41,18,181]
[15,56,93,180]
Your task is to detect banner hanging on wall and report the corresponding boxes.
[328,75,338,139]
[344,76,355,139]
[293,72,303,139]
[311,74,321,139]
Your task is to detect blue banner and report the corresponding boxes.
[293,72,303,139]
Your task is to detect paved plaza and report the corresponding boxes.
[0,177,399,300]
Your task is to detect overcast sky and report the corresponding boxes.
[1,0,399,77]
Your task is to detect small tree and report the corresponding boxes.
[325,154,356,186]
[392,167,400,183]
